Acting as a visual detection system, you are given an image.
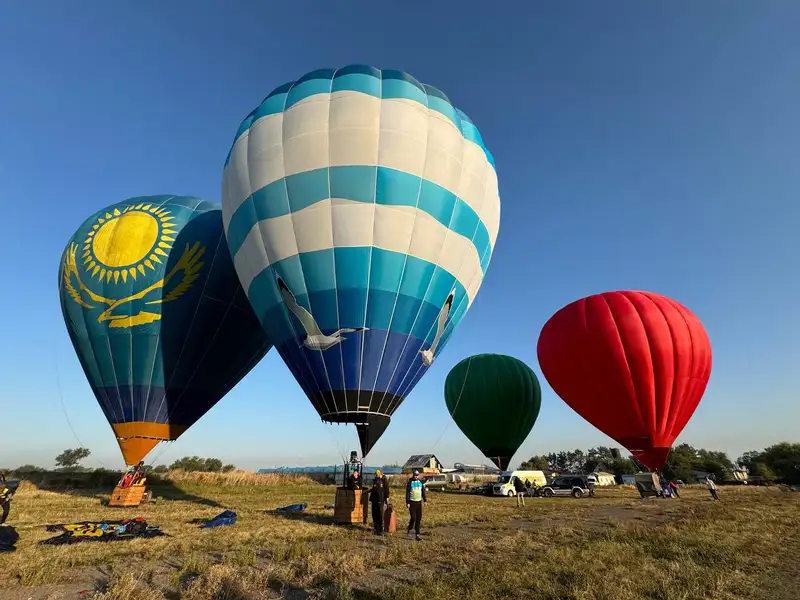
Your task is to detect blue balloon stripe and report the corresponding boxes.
[246,247,468,317]
[250,277,466,347]
[331,72,381,97]
[225,65,494,168]
[275,328,430,401]
[93,385,235,427]
[225,166,493,274]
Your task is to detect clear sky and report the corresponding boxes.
[1,2,798,471]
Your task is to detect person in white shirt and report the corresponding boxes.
[706,476,719,500]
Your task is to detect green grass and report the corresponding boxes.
[1,480,798,599]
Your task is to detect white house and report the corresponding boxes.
[402,454,443,474]
[589,471,617,486]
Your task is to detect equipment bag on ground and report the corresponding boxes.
[383,504,397,533]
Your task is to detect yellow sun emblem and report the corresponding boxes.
[81,203,177,284]
[62,202,207,329]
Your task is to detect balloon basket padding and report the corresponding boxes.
[333,488,368,525]
[108,485,149,507]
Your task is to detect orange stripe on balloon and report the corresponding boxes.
[111,422,188,466]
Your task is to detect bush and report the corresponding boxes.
[168,457,233,473]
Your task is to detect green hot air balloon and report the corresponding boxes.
[444,354,541,471]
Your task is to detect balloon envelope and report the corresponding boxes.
[444,354,541,471]
[59,196,271,465]
[536,291,712,469]
[222,65,500,455]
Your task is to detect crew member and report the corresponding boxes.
[369,469,390,535]
[706,476,719,501]
[405,470,427,541]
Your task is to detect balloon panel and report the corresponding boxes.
[59,196,271,464]
[222,66,500,454]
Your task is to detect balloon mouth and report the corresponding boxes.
[620,439,671,470]
[316,389,398,458]
[479,450,513,472]
[311,390,404,419]
[112,422,187,466]
[629,447,671,471]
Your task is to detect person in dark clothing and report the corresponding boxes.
[513,477,527,507]
[0,475,17,525]
[405,470,427,540]
[348,469,362,490]
[668,481,680,498]
[369,469,390,535]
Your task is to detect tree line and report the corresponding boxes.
[10,450,236,474]
[7,442,799,485]
[519,442,800,484]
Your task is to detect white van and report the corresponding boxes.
[492,471,548,496]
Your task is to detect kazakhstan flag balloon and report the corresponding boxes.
[222,65,500,455]
[58,196,272,465]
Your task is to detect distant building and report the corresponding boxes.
[691,469,713,482]
[452,463,500,475]
[402,454,443,474]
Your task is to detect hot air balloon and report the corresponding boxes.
[444,354,541,471]
[222,65,500,455]
[536,291,712,470]
[58,196,271,465]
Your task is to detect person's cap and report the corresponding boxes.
[413,470,420,475]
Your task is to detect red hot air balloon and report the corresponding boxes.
[536,291,712,470]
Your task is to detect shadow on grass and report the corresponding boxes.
[269,509,340,527]
[11,470,221,508]
[0,525,19,552]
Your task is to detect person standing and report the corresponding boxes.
[668,481,680,498]
[405,470,427,540]
[0,495,9,525]
[0,475,15,525]
[369,469,390,535]
[706,476,719,500]
[513,476,526,507]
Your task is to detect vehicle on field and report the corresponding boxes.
[471,482,494,495]
[422,474,448,491]
[492,471,548,496]
[540,475,594,498]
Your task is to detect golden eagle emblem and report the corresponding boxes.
[62,241,206,328]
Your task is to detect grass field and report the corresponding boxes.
[1,475,798,600]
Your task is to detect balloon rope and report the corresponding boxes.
[324,422,347,464]
[429,356,473,451]
[145,439,172,468]
[52,345,113,471]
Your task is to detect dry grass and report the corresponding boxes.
[156,469,317,487]
[1,481,797,600]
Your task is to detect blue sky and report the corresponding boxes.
[1,2,798,470]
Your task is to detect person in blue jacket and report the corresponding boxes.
[405,470,427,541]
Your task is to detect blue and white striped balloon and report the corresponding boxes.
[222,65,500,455]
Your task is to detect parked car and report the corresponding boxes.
[471,482,494,495]
[540,475,594,499]
[422,474,448,491]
